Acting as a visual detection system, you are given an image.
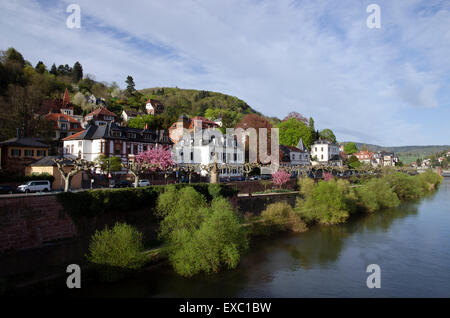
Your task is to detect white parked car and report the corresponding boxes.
[138,179,151,187]
[17,180,51,193]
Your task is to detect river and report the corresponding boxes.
[76,177,450,298]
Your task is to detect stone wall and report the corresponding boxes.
[0,194,77,251]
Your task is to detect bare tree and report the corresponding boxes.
[54,158,93,192]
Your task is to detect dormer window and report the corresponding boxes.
[127,133,137,139]
[111,130,121,137]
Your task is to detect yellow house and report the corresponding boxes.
[26,156,84,191]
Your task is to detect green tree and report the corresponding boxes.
[35,61,46,74]
[72,61,83,83]
[346,155,362,169]
[127,114,155,129]
[125,75,136,97]
[95,155,122,175]
[344,142,358,154]
[319,128,336,143]
[277,117,312,149]
[50,63,57,75]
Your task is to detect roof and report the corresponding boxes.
[122,109,143,117]
[45,113,82,126]
[30,156,70,167]
[63,130,86,141]
[85,107,118,118]
[0,137,49,148]
[63,123,173,144]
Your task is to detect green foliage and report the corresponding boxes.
[260,201,307,234]
[298,177,315,197]
[384,171,424,200]
[356,178,400,212]
[277,118,312,149]
[0,172,55,183]
[319,129,337,143]
[87,222,147,270]
[159,188,248,277]
[347,155,362,169]
[295,179,354,225]
[416,170,443,190]
[57,183,238,219]
[344,142,358,154]
[95,154,122,173]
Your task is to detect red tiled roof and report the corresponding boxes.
[63,130,85,141]
[45,113,83,131]
[85,107,118,118]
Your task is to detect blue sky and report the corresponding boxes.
[0,0,449,146]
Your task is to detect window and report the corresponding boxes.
[128,133,137,139]
[73,124,78,128]
[321,147,323,151]
[10,149,21,156]
[78,141,82,147]
[111,130,121,137]
[233,153,237,161]
[315,147,317,152]
[37,150,46,156]
[71,145,74,154]
[223,152,226,162]
[61,123,68,130]
[190,152,194,161]
[24,149,34,157]
[321,154,324,160]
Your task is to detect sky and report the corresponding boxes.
[0,0,449,146]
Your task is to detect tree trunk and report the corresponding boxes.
[64,176,71,192]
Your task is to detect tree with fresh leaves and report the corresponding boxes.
[95,155,122,176]
[277,117,312,149]
[344,142,358,155]
[319,128,337,143]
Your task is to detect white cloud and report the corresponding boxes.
[0,0,449,146]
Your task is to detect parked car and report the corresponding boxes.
[261,174,272,180]
[114,180,133,188]
[17,180,51,193]
[0,185,13,194]
[138,179,150,187]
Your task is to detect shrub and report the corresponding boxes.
[86,222,147,271]
[384,171,424,200]
[356,178,400,212]
[295,180,353,225]
[298,177,315,198]
[260,201,307,234]
[162,193,248,277]
[417,170,443,191]
[159,187,209,240]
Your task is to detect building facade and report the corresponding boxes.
[310,139,342,166]
[62,123,172,170]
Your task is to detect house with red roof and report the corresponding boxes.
[145,99,165,115]
[83,106,119,128]
[169,114,220,144]
[44,113,83,140]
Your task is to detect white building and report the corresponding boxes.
[62,123,172,171]
[172,129,244,177]
[310,139,342,166]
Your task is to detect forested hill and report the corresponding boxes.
[138,87,260,126]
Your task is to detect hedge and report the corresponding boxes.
[56,183,239,218]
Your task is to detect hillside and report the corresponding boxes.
[139,87,259,118]
[346,142,450,164]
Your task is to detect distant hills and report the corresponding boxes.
[344,142,450,163]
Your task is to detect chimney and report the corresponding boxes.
[144,123,149,130]
[16,128,22,138]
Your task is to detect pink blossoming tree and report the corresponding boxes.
[271,170,290,189]
[323,172,334,181]
[131,147,174,186]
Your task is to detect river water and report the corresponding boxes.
[77,178,450,298]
